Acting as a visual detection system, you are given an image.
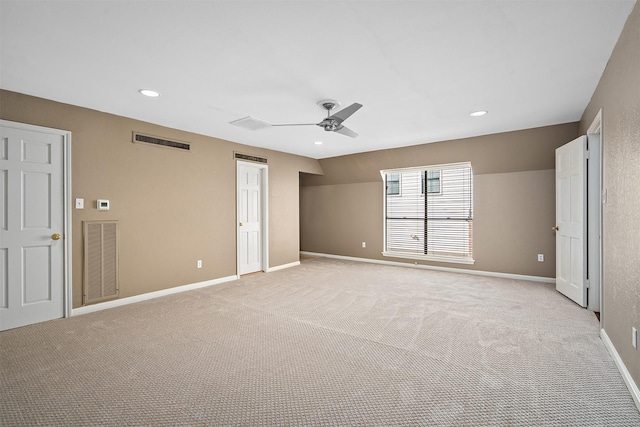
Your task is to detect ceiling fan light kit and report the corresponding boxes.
[229,99,363,138]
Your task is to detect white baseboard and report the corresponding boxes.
[266,261,300,272]
[601,329,640,412]
[71,275,239,317]
[71,260,302,317]
[300,251,555,284]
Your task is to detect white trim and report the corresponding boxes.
[261,165,269,272]
[383,251,475,265]
[71,275,239,316]
[0,120,73,319]
[301,252,555,283]
[266,261,300,272]
[381,161,472,175]
[587,109,603,134]
[63,130,72,318]
[600,328,640,412]
[587,109,604,324]
[586,119,603,315]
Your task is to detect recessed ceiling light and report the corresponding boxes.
[139,89,160,98]
[314,141,323,145]
[470,110,487,117]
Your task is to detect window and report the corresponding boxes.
[386,173,400,195]
[382,162,474,264]
[422,170,441,194]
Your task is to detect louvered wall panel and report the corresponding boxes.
[132,132,190,151]
[83,221,119,305]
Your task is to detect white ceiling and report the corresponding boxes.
[0,1,635,159]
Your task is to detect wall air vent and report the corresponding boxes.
[133,132,190,151]
[83,220,119,305]
[235,152,268,163]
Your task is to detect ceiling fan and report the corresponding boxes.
[230,99,363,138]
[271,100,363,138]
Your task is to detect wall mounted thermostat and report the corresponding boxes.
[97,199,110,211]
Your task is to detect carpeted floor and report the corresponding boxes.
[1,257,639,426]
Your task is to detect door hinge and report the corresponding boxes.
[585,279,590,289]
[585,150,591,159]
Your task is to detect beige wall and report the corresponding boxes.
[580,2,640,387]
[301,123,578,277]
[0,90,322,308]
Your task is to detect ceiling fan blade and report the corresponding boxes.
[328,103,363,123]
[270,123,318,127]
[334,125,359,138]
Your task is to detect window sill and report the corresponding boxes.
[382,251,475,265]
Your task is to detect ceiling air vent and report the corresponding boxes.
[235,152,267,163]
[229,116,272,131]
[133,132,190,151]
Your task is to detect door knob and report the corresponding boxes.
[52,233,61,240]
[552,226,559,232]
[239,222,243,227]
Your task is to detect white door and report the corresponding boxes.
[555,136,587,307]
[237,163,263,275]
[0,123,66,330]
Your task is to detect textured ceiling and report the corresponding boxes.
[0,1,635,159]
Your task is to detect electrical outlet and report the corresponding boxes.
[197,260,202,269]
[633,327,638,349]
[537,254,544,262]
[362,242,366,248]
[75,198,84,209]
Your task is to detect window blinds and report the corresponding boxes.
[383,162,474,263]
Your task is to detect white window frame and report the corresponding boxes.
[381,162,475,265]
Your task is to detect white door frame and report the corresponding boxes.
[0,120,72,319]
[236,160,268,275]
[586,110,603,319]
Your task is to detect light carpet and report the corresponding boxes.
[1,257,639,426]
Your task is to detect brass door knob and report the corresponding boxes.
[239,222,243,226]
[552,226,559,232]
[52,233,61,240]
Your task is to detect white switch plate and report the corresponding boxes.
[362,242,366,248]
[633,327,638,349]
[75,198,84,209]
[197,260,202,269]
[537,254,544,262]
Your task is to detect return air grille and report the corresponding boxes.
[83,221,119,305]
[229,116,272,131]
[235,152,268,163]
[133,132,190,151]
